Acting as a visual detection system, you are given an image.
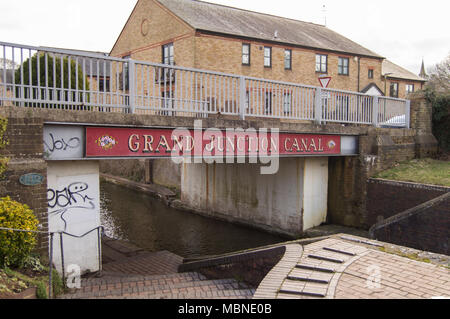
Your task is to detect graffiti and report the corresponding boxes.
[44,133,81,154]
[48,182,96,231]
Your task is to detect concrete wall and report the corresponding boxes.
[47,161,101,275]
[100,158,181,189]
[180,157,328,237]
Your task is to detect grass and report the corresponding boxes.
[374,158,450,187]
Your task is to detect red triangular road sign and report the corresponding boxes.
[318,77,331,88]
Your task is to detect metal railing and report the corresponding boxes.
[0,41,410,128]
[0,225,104,299]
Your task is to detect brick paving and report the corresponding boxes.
[61,234,449,300]
[60,237,254,299]
[254,235,450,300]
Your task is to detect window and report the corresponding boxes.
[406,84,414,94]
[368,69,374,79]
[389,82,399,98]
[284,49,292,70]
[264,47,272,68]
[283,93,292,115]
[162,43,174,65]
[316,54,327,73]
[99,78,110,92]
[242,44,250,65]
[338,57,349,75]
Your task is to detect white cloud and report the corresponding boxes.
[1,0,449,73]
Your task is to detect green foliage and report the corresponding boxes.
[425,88,450,152]
[0,116,8,176]
[20,254,45,272]
[35,281,47,299]
[51,269,64,296]
[0,197,39,267]
[14,53,90,106]
[374,158,450,187]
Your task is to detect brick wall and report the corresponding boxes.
[179,246,286,287]
[366,178,449,226]
[110,0,385,93]
[0,115,48,251]
[369,192,450,256]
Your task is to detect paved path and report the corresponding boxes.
[60,237,254,299]
[61,235,449,299]
[254,235,450,299]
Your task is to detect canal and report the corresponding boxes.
[100,182,288,258]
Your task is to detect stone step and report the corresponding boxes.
[307,254,345,264]
[322,247,356,256]
[80,271,207,288]
[295,264,336,273]
[286,275,330,285]
[278,289,326,298]
[143,288,255,300]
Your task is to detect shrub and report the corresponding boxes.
[36,281,47,299]
[0,197,39,267]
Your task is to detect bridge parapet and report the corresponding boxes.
[1,41,410,129]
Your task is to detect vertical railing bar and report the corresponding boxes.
[11,46,15,99]
[97,227,103,275]
[96,60,100,108]
[109,60,113,108]
[60,55,64,107]
[37,51,41,105]
[75,57,79,105]
[59,232,65,288]
[90,59,94,110]
[44,53,49,104]
[53,54,57,104]
[117,62,121,109]
[82,58,86,106]
[48,233,54,299]
[147,65,150,110]
[151,66,156,111]
[20,48,24,105]
[2,46,5,88]
[68,56,72,107]
[141,64,145,109]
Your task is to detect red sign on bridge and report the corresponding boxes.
[85,127,341,158]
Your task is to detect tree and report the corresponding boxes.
[425,54,450,153]
[426,54,450,94]
[14,53,89,107]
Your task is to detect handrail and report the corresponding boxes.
[0,40,411,127]
[0,225,105,299]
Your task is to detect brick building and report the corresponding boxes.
[382,59,427,99]
[110,0,424,98]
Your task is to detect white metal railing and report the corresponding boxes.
[0,41,410,128]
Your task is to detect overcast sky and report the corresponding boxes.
[1,0,449,75]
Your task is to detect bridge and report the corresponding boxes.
[0,41,436,276]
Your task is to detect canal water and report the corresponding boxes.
[100,182,288,258]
